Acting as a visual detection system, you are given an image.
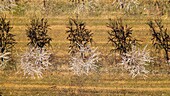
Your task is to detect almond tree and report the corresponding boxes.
[107,18,138,55]
[107,18,152,78]
[66,18,100,75]
[20,18,52,78]
[147,19,170,64]
[0,16,16,70]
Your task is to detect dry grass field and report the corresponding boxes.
[0,0,170,96]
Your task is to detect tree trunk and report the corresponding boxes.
[165,49,169,64]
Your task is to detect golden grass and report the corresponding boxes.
[1,83,170,91]
[0,2,170,95]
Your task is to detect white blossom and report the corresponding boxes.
[20,47,52,79]
[70,44,100,76]
[74,0,99,15]
[0,49,11,69]
[120,45,153,78]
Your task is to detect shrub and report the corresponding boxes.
[0,16,16,70]
[147,19,170,64]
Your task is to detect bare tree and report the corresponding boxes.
[147,19,170,64]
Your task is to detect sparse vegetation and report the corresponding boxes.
[0,0,17,12]
[144,0,170,16]
[73,0,101,16]
[112,0,142,15]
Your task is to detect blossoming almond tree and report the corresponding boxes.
[107,18,152,78]
[20,18,52,78]
[66,18,100,76]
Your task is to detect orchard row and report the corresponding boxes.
[0,16,169,78]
